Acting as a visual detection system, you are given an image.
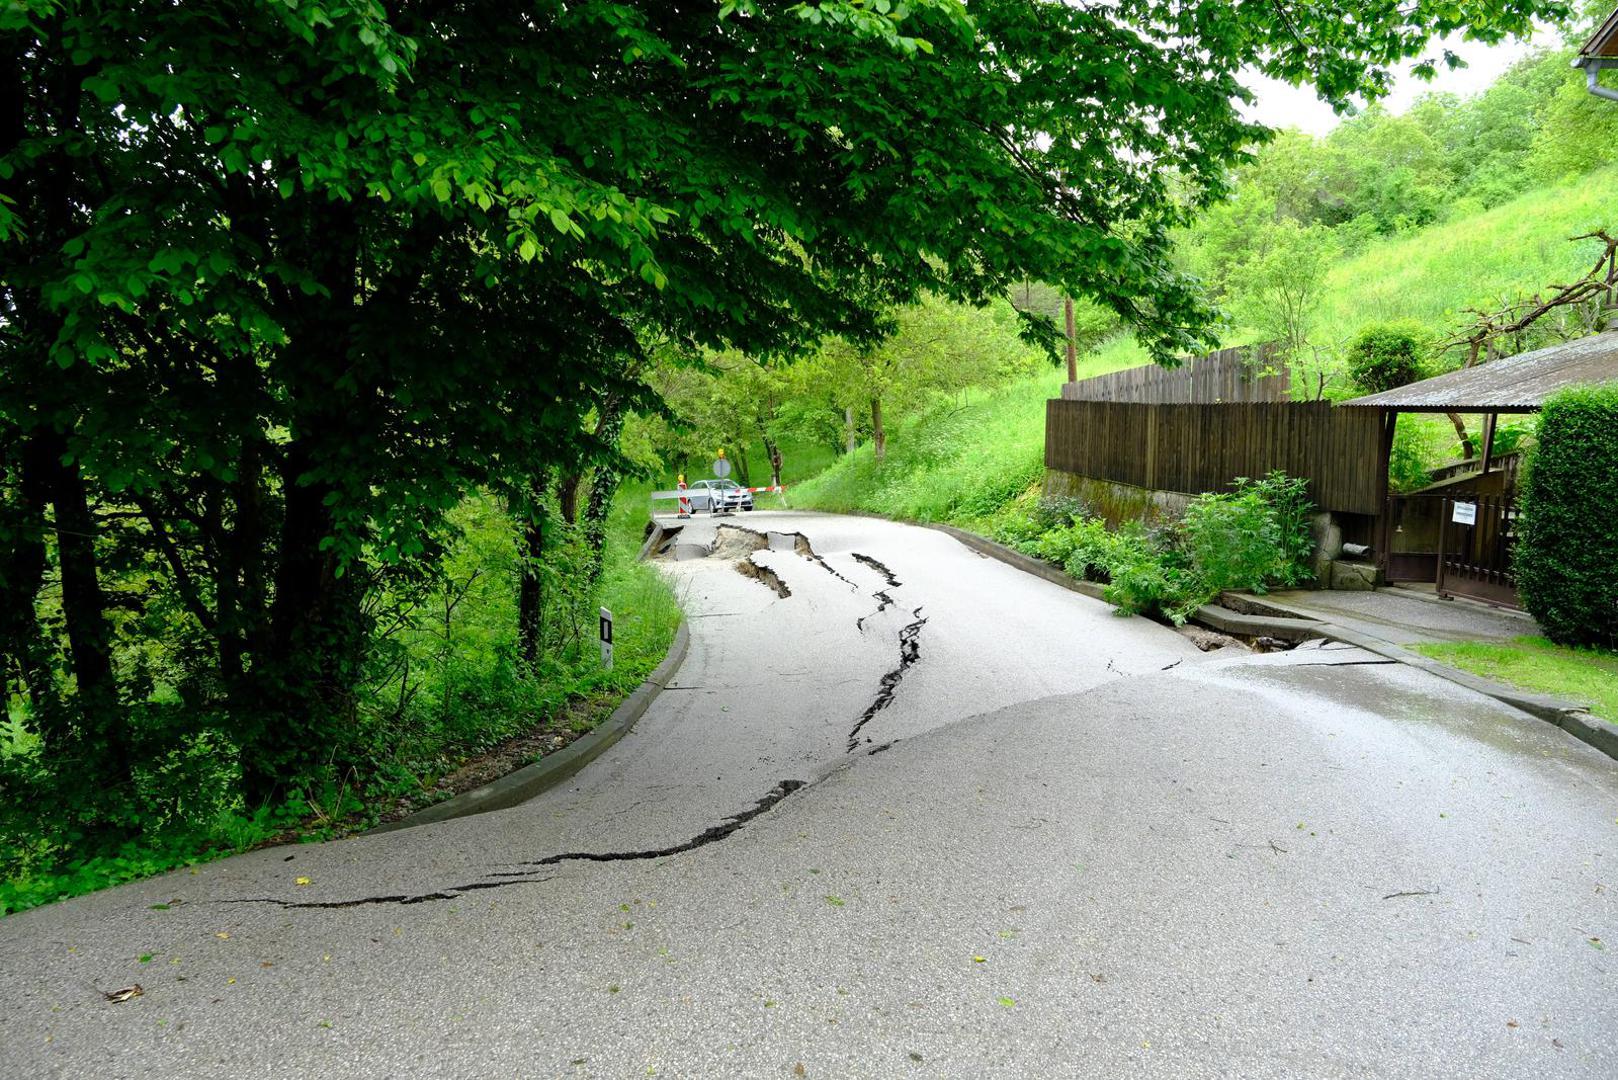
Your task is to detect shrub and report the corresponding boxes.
[1180,490,1284,593]
[1515,384,1618,649]
[1015,472,1314,625]
[1233,471,1315,586]
[1177,472,1313,598]
[1346,320,1428,394]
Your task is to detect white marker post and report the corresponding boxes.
[599,607,614,671]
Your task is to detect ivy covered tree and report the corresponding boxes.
[1,0,1567,825]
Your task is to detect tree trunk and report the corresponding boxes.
[221,438,268,690]
[1446,411,1476,460]
[36,427,127,776]
[870,397,886,463]
[581,396,627,588]
[0,432,56,722]
[763,434,783,488]
[517,471,551,672]
[844,407,856,454]
[247,432,369,802]
[1064,295,1078,384]
[556,473,580,525]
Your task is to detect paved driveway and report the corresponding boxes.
[2,512,1613,1079]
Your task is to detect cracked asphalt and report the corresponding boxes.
[2,511,1615,1079]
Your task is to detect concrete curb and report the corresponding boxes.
[1191,602,1328,644]
[372,620,692,833]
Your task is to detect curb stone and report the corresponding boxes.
[371,620,691,833]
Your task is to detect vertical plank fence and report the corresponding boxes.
[1044,399,1384,515]
[1061,344,1289,404]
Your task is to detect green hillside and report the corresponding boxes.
[796,167,1617,524]
[1314,169,1617,343]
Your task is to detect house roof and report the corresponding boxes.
[1340,331,1618,412]
[1583,7,1618,58]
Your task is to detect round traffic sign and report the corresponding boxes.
[712,457,732,478]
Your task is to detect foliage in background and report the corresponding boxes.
[1226,221,1339,360]
[1346,321,1430,393]
[1515,384,1618,650]
[1388,417,1445,492]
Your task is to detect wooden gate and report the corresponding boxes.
[1383,494,1442,584]
[1436,493,1520,608]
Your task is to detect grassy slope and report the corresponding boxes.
[793,370,1065,524]
[1060,167,1618,375]
[1312,170,1618,345]
[1412,637,1618,724]
[796,168,1617,524]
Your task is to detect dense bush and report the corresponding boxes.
[1516,385,1618,649]
[1346,320,1428,393]
[1181,491,1288,593]
[1013,471,1316,624]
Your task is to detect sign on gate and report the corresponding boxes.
[1451,501,1478,526]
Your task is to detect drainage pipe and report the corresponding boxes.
[1579,57,1618,103]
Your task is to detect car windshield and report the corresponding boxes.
[715,480,740,489]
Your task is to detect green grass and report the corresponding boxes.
[1089,166,1617,368]
[1412,636,1618,724]
[793,369,1065,524]
[1312,170,1618,347]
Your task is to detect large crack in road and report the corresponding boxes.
[225,781,809,910]
[236,529,928,911]
[847,608,928,752]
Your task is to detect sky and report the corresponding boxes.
[1240,32,1548,135]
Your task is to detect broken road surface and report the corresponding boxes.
[3,511,1615,1079]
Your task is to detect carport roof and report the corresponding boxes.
[1581,7,1618,58]
[1340,331,1618,413]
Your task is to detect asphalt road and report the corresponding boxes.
[3,511,1615,1079]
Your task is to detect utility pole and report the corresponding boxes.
[1063,296,1078,384]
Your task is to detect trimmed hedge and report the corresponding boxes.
[1515,384,1618,649]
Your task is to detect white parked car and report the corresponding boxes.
[687,479,754,513]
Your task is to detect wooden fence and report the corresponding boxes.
[1045,399,1384,516]
[1060,344,1289,404]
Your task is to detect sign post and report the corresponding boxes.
[599,607,613,671]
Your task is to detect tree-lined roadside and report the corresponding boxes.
[2,0,1583,911]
